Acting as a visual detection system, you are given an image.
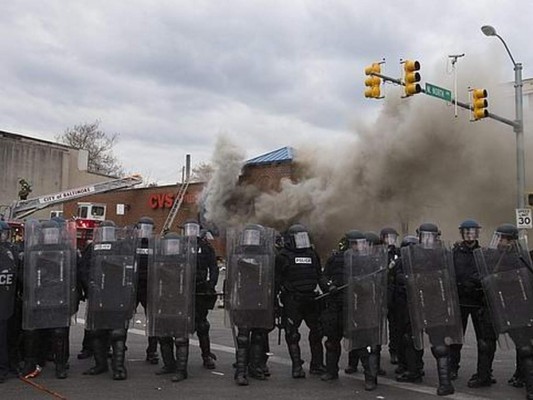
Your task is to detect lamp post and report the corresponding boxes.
[481,25,525,210]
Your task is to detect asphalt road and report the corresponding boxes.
[0,274,526,400]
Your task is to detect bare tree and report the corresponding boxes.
[190,162,214,182]
[56,120,124,176]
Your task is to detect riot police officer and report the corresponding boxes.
[185,220,219,370]
[401,223,462,396]
[83,221,136,380]
[276,224,327,378]
[227,224,276,386]
[134,217,159,364]
[0,221,18,383]
[449,219,497,387]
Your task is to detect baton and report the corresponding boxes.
[314,283,349,300]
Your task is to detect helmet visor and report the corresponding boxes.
[184,222,200,238]
[137,223,153,239]
[489,231,512,250]
[461,228,479,242]
[242,229,261,246]
[162,238,181,255]
[383,233,398,246]
[293,232,311,249]
[96,226,116,243]
[419,231,438,249]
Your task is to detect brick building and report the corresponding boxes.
[62,146,295,255]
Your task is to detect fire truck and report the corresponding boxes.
[3,175,143,248]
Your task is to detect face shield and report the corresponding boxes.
[349,238,369,254]
[461,228,479,242]
[97,226,116,243]
[136,223,153,239]
[242,229,261,246]
[293,231,311,249]
[382,233,398,247]
[488,232,513,250]
[419,231,438,249]
[42,227,60,245]
[184,222,200,238]
[162,238,181,255]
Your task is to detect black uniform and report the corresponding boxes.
[0,240,18,382]
[276,244,327,377]
[450,240,497,386]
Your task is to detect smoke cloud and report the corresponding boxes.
[201,57,526,257]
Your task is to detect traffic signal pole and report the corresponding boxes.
[368,71,517,128]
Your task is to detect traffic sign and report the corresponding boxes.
[425,83,452,102]
[516,208,532,229]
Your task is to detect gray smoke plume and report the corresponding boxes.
[201,57,525,257]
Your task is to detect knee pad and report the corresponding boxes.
[110,329,126,342]
[431,345,449,358]
[518,345,533,359]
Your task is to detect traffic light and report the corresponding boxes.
[471,88,488,120]
[403,60,421,96]
[364,63,382,99]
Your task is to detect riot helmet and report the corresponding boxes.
[161,232,181,255]
[94,220,117,243]
[417,223,440,249]
[401,235,419,247]
[240,224,264,247]
[345,229,368,253]
[0,220,11,242]
[489,223,518,250]
[41,220,60,245]
[380,227,399,247]
[364,231,382,246]
[136,217,154,239]
[459,219,481,243]
[183,219,200,238]
[285,224,311,250]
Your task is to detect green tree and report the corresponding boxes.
[56,120,124,176]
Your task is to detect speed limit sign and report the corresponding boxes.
[516,208,532,229]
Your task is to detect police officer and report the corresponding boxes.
[394,235,424,383]
[320,232,350,381]
[185,220,219,370]
[449,219,497,387]
[134,217,159,364]
[276,224,328,378]
[0,221,18,383]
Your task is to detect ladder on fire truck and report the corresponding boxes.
[160,177,190,235]
[6,174,143,220]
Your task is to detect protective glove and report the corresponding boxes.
[328,284,338,294]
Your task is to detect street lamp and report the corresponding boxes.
[481,25,525,210]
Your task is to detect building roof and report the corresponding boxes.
[245,146,294,166]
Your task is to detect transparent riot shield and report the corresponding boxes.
[226,226,276,330]
[0,244,17,321]
[400,243,463,350]
[474,246,533,343]
[86,228,136,331]
[147,235,196,338]
[23,220,76,330]
[343,244,388,350]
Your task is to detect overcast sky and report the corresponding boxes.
[1,1,532,184]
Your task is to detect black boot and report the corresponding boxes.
[376,346,386,376]
[362,350,378,391]
[146,336,159,365]
[345,349,359,374]
[321,341,340,381]
[198,335,216,369]
[259,334,270,377]
[111,337,127,380]
[288,343,305,378]
[248,341,266,380]
[156,337,176,375]
[309,338,326,375]
[449,343,461,380]
[172,339,189,382]
[235,346,249,386]
[54,331,69,379]
[468,339,495,388]
[435,356,454,396]
[83,333,109,375]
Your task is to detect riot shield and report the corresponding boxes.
[147,235,196,338]
[86,229,136,331]
[22,220,76,330]
[0,244,17,321]
[343,244,388,350]
[401,243,462,350]
[474,246,533,337]
[226,226,276,330]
